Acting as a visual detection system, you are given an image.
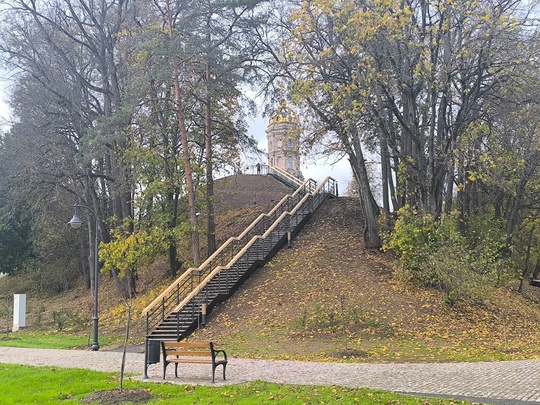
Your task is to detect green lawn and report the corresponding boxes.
[0,363,471,405]
[0,330,114,349]
[0,331,472,404]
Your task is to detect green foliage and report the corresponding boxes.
[419,243,494,306]
[34,305,46,327]
[42,267,80,294]
[14,260,79,295]
[52,311,68,332]
[0,214,33,275]
[382,205,460,273]
[383,206,508,304]
[99,219,168,278]
[464,214,511,284]
[0,296,11,335]
[50,310,89,332]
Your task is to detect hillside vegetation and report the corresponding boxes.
[191,197,540,362]
[2,176,540,363]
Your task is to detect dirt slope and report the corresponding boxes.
[191,197,540,362]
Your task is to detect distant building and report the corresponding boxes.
[266,100,303,179]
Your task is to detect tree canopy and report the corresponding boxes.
[0,0,539,304]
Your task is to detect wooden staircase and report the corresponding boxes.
[142,168,337,377]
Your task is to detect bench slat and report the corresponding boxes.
[166,351,211,357]
[164,342,210,349]
[167,359,214,364]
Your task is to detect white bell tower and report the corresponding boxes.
[266,100,302,179]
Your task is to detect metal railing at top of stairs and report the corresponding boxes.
[268,166,304,188]
[142,175,338,337]
[245,164,315,193]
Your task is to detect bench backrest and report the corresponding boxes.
[162,341,213,358]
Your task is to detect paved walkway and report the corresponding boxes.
[1,347,540,404]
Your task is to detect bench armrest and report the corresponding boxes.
[160,341,168,360]
[213,349,227,361]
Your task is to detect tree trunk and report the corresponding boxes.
[350,129,381,249]
[518,225,535,293]
[506,153,540,246]
[443,159,455,215]
[167,0,200,266]
[205,18,217,256]
[533,257,540,280]
[380,133,392,222]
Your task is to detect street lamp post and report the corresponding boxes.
[68,204,100,351]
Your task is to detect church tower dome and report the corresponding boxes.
[266,100,303,179]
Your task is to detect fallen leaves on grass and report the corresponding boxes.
[191,198,540,363]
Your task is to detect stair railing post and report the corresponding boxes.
[287,224,293,248]
[201,302,207,327]
[219,269,229,294]
[221,270,225,295]
[176,311,180,340]
[143,338,150,380]
[161,298,165,321]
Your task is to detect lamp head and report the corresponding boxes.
[68,213,83,229]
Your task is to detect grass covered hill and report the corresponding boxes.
[192,196,540,363]
[3,174,540,364]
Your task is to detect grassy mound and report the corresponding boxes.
[3,176,540,363]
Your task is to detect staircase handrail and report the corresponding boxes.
[142,176,318,316]
[165,176,337,316]
[268,166,304,188]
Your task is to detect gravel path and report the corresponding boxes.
[1,347,540,404]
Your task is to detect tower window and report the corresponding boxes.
[286,139,294,149]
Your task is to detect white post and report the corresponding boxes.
[12,294,26,332]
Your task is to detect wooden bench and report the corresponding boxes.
[161,341,228,383]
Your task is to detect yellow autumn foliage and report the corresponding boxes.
[99,224,167,279]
